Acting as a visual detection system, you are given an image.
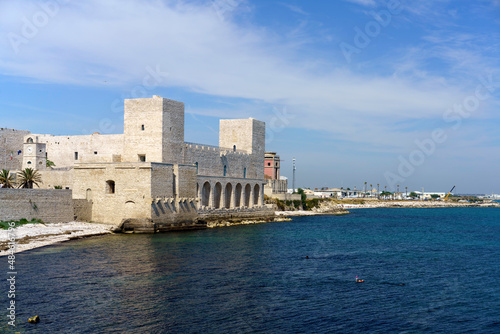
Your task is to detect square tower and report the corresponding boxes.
[123,96,184,164]
[219,118,265,155]
[22,137,47,170]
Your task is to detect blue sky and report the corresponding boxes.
[1,0,499,194]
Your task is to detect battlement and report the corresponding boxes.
[184,142,249,156]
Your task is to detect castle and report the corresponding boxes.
[3,95,271,230]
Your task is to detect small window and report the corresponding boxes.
[27,137,33,143]
[39,161,42,165]
[267,162,271,166]
[94,151,98,155]
[138,154,146,162]
[243,168,246,178]
[27,161,32,165]
[106,180,115,194]
[141,124,145,131]
[74,152,78,160]
[195,162,198,173]
[223,165,227,176]
[233,145,236,151]
[39,149,42,153]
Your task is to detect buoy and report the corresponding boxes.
[28,315,40,324]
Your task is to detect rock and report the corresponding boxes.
[28,315,40,324]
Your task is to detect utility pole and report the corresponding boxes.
[292,157,296,193]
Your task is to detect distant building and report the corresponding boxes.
[264,152,280,180]
[263,152,299,201]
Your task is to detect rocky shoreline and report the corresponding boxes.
[340,200,500,209]
[274,200,500,217]
[0,222,114,256]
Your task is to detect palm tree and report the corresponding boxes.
[0,169,15,188]
[17,168,42,189]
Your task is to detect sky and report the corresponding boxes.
[1,0,499,194]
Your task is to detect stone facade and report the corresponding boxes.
[0,128,30,171]
[0,189,73,223]
[6,96,268,229]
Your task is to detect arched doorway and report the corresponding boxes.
[253,184,260,206]
[214,182,222,209]
[235,183,242,208]
[201,181,211,207]
[244,184,251,207]
[225,183,232,209]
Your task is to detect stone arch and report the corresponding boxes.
[244,184,251,207]
[201,181,211,206]
[224,183,232,209]
[27,137,33,143]
[201,181,211,207]
[235,183,242,208]
[214,182,222,209]
[253,184,260,206]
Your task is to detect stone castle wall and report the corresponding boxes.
[0,128,30,171]
[73,163,155,225]
[39,168,73,189]
[0,189,73,223]
[24,133,124,168]
[2,96,269,230]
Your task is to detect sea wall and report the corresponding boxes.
[0,189,74,223]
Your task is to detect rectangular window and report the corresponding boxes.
[141,124,145,131]
[74,152,78,160]
[138,154,146,162]
[94,151,98,155]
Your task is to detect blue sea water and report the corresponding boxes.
[2,208,500,333]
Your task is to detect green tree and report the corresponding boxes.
[0,169,15,188]
[297,188,307,209]
[380,191,392,198]
[17,168,42,189]
[430,194,440,200]
[46,160,56,168]
[409,192,418,198]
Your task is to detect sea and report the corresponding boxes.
[2,207,500,333]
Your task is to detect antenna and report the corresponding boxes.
[292,157,296,193]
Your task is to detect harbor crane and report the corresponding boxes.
[444,185,456,201]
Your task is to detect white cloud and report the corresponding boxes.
[0,0,498,158]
